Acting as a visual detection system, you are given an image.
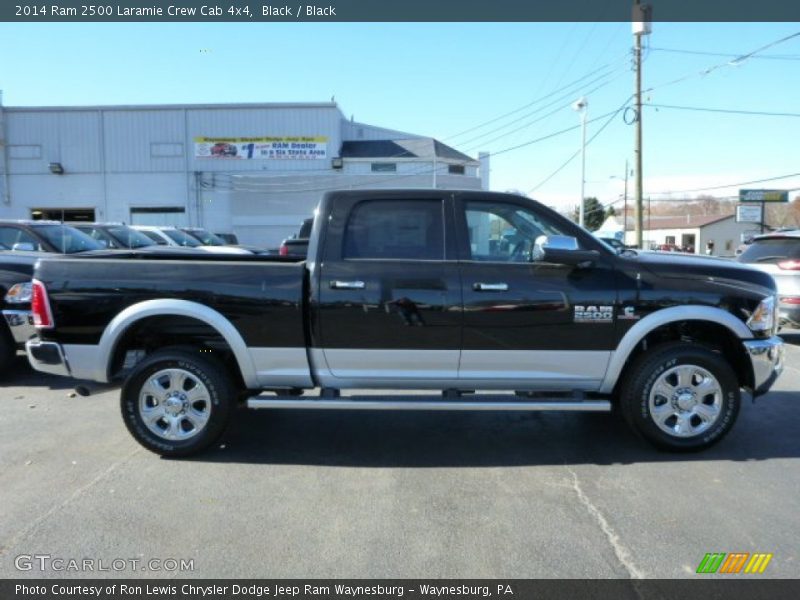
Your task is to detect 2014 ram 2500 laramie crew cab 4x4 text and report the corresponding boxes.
[26,190,784,456]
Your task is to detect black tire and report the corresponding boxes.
[121,348,235,457]
[619,342,740,452]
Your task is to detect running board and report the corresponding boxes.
[247,395,611,412]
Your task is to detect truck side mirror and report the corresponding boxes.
[531,235,599,268]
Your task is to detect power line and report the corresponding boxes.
[645,103,800,118]
[461,70,625,153]
[442,54,628,142]
[648,171,800,197]
[645,30,800,95]
[649,46,800,61]
[528,97,632,193]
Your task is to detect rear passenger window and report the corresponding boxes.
[344,200,444,260]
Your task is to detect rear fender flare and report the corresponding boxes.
[99,299,258,387]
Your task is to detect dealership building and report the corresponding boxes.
[0,100,487,245]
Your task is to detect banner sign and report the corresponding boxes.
[736,204,763,223]
[738,189,788,203]
[194,137,328,160]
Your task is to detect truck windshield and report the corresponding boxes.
[35,225,104,253]
[162,229,202,247]
[185,228,225,246]
[107,226,156,249]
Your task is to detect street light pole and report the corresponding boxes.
[573,97,589,228]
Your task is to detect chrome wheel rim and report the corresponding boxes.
[648,364,723,438]
[138,368,211,441]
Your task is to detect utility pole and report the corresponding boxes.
[632,1,651,248]
[623,158,629,233]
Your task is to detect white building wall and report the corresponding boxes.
[697,218,753,257]
[1,103,481,245]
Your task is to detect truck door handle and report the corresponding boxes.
[330,280,366,290]
[473,282,509,292]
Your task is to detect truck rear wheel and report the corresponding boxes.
[121,348,234,457]
[619,342,740,452]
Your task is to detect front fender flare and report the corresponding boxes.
[599,305,752,394]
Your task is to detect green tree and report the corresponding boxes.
[605,205,617,219]
[571,197,605,231]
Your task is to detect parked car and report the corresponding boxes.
[0,220,104,254]
[737,230,800,329]
[132,226,251,255]
[70,222,157,249]
[179,227,268,255]
[215,232,239,245]
[597,237,626,252]
[0,251,39,374]
[26,190,783,457]
[278,217,313,257]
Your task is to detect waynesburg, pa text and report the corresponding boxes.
[15,584,514,598]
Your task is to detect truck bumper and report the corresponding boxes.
[3,309,36,346]
[25,339,71,378]
[744,336,784,397]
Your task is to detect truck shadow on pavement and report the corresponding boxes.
[0,355,86,390]
[192,389,800,467]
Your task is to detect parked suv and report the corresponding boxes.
[70,222,157,249]
[0,220,103,254]
[179,227,267,254]
[1,220,103,373]
[738,230,800,328]
[132,226,251,255]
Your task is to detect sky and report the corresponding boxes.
[1,21,799,212]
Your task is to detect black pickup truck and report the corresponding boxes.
[26,190,784,456]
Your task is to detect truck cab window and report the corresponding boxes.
[465,201,575,262]
[344,200,444,260]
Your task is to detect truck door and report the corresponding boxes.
[454,195,617,391]
[315,195,461,383]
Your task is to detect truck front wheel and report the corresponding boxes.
[619,342,740,452]
[121,348,234,457]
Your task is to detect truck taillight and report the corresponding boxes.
[279,244,288,256]
[777,259,800,270]
[31,279,54,328]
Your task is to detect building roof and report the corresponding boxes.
[623,213,735,231]
[3,101,339,112]
[341,138,476,163]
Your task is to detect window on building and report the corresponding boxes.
[130,207,187,227]
[371,162,397,173]
[448,164,465,175]
[31,208,96,222]
[665,235,676,245]
[343,199,444,260]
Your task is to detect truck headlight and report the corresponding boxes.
[4,282,33,304]
[747,295,776,333]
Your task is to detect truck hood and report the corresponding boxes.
[628,251,777,294]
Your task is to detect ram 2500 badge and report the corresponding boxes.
[25,190,784,456]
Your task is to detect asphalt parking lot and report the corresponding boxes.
[1,334,798,580]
